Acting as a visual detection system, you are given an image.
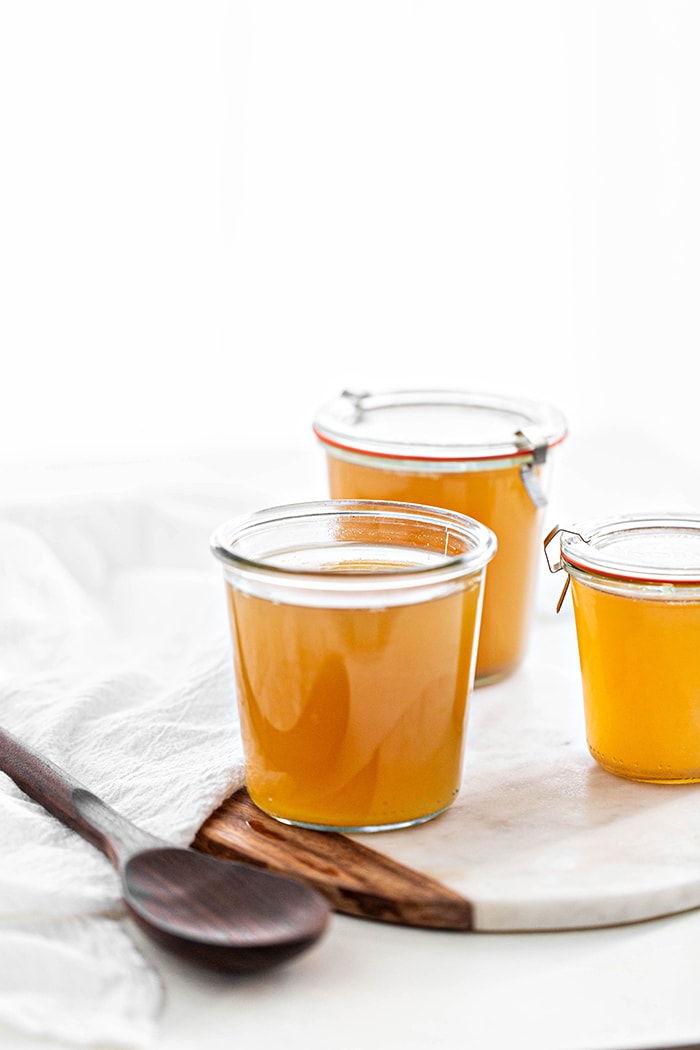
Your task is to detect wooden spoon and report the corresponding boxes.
[0,728,331,973]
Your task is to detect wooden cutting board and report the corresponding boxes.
[196,619,700,933]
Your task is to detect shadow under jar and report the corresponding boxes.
[313,390,567,685]
[546,513,700,784]
[211,500,496,832]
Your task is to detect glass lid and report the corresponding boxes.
[559,514,700,584]
[313,389,568,462]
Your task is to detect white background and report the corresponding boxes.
[1,1,699,508]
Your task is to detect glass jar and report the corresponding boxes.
[545,513,700,783]
[211,499,496,831]
[313,390,567,684]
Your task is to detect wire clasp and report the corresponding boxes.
[543,525,586,612]
[516,430,549,509]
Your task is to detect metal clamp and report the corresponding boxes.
[340,390,370,423]
[542,525,587,613]
[543,524,565,573]
[516,431,549,509]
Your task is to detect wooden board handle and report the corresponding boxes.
[194,789,473,931]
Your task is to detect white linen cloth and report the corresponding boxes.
[0,460,295,1048]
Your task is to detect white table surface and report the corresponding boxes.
[3,439,700,1050]
[133,908,700,1050]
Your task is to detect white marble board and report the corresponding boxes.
[353,606,700,932]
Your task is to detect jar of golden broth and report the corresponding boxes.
[211,500,496,831]
[313,390,567,685]
[545,514,700,784]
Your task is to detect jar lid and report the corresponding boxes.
[313,389,568,462]
[557,514,700,584]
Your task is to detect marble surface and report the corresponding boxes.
[354,596,700,933]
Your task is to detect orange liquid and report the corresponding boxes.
[225,573,482,829]
[571,579,700,783]
[325,454,543,683]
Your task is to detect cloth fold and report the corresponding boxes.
[0,481,257,1048]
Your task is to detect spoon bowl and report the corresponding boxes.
[0,730,331,973]
[123,845,329,972]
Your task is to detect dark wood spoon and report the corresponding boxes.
[0,728,331,973]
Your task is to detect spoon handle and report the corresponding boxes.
[0,727,164,868]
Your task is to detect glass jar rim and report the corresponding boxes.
[313,389,568,463]
[210,498,497,589]
[557,512,700,585]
